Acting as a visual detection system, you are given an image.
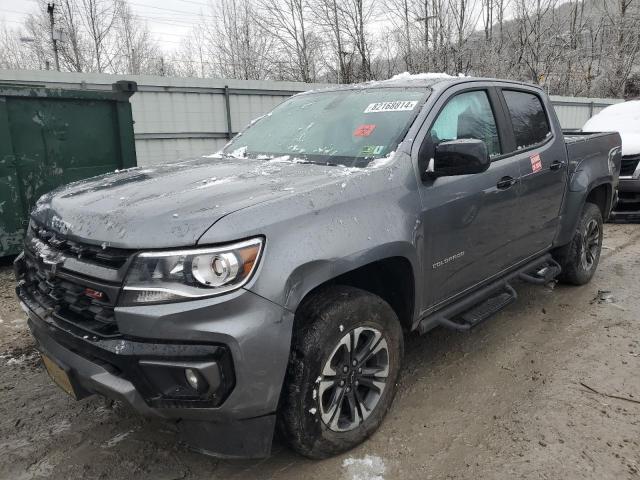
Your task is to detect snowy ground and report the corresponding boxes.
[0,223,639,479]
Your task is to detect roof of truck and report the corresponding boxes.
[297,73,541,95]
[365,72,464,87]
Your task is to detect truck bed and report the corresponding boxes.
[563,131,622,176]
[562,130,616,145]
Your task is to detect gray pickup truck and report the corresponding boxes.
[15,76,621,459]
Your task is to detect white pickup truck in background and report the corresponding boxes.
[583,100,640,220]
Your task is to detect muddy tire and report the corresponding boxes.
[279,286,403,459]
[555,202,603,285]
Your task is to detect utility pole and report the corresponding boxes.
[47,3,60,71]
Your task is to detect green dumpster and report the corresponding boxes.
[0,81,137,256]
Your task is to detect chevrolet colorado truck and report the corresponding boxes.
[15,76,621,459]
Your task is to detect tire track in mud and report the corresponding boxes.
[601,225,640,260]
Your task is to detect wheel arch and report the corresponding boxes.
[554,179,613,247]
[288,252,418,333]
[585,183,612,220]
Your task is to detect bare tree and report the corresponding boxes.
[506,0,566,86]
[449,0,478,73]
[171,28,211,78]
[384,0,415,72]
[482,0,493,41]
[311,0,351,82]
[57,0,88,72]
[601,0,640,96]
[256,0,318,82]
[0,24,46,70]
[200,0,273,80]
[374,27,401,78]
[430,0,451,71]
[114,0,159,74]
[78,0,121,72]
[340,0,376,80]
[581,16,605,96]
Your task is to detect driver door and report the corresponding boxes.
[415,87,524,308]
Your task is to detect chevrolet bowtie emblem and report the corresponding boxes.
[39,250,63,279]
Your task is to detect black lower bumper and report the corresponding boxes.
[23,291,235,408]
[611,187,640,221]
[21,284,280,459]
[27,312,276,457]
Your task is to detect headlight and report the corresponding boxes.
[120,237,263,305]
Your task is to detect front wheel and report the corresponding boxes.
[279,286,403,459]
[555,202,603,285]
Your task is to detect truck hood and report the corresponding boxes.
[31,156,360,249]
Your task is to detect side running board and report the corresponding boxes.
[418,254,561,334]
[436,284,517,331]
[518,257,562,285]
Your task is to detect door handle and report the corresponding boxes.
[549,160,564,171]
[497,176,517,189]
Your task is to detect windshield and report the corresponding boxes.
[222,87,429,168]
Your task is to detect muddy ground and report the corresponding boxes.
[0,223,638,480]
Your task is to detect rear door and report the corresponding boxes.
[497,88,567,255]
[414,84,524,307]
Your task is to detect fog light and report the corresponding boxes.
[185,368,200,390]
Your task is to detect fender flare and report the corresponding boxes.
[280,241,421,318]
[554,177,613,247]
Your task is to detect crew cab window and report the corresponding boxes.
[428,90,501,157]
[502,90,551,150]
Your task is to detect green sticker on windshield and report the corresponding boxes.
[360,145,385,156]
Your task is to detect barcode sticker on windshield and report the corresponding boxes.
[364,101,418,113]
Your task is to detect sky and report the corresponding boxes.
[0,0,209,52]
[0,0,524,57]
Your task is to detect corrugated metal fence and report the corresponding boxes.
[549,95,622,132]
[0,69,622,166]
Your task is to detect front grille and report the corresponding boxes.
[620,155,640,177]
[613,191,640,213]
[20,246,123,339]
[32,225,131,269]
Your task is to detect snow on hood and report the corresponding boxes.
[583,100,640,156]
[31,156,374,248]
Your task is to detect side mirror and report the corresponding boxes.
[426,139,490,177]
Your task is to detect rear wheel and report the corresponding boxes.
[555,202,603,285]
[279,286,403,459]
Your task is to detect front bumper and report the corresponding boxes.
[611,179,640,221]
[16,252,294,458]
[618,178,640,193]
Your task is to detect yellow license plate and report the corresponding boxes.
[42,354,77,399]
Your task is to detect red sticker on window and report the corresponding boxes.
[530,153,542,173]
[353,124,376,137]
